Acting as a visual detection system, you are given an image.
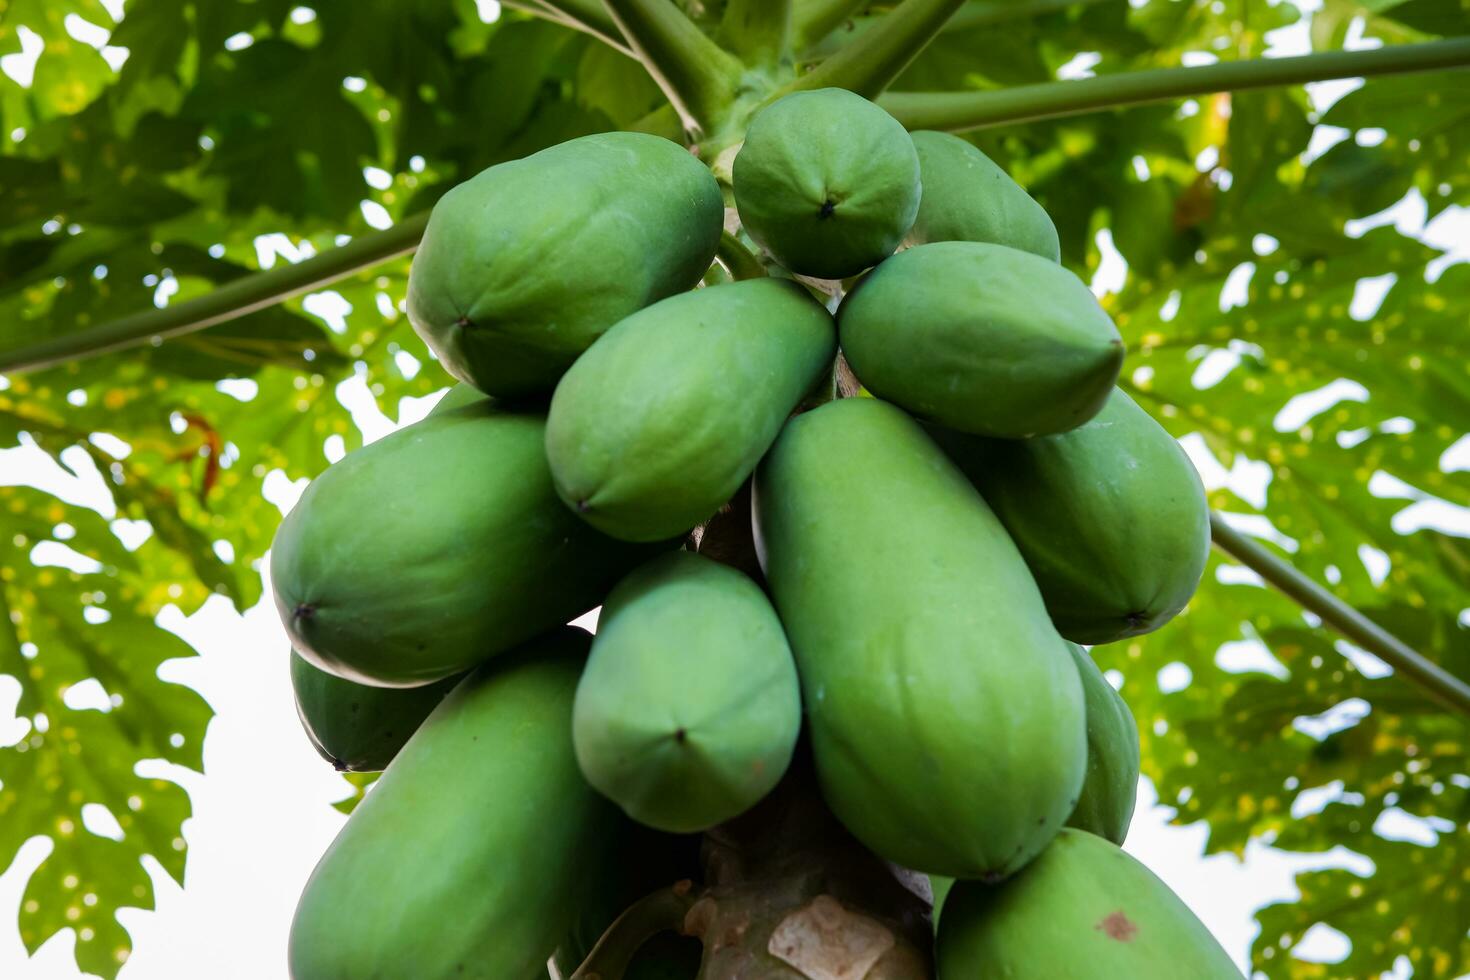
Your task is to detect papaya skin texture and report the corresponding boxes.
[407,132,723,398]
[936,829,1242,979]
[288,628,619,980]
[1063,643,1140,844]
[752,398,1086,879]
[838,241,1124,438]
[930,388,1211,644]
[288,651,461,772]
[545,278,836,542]
[905,130,1060,261]
[573,551,801,833]
[426,380,491,416]
[734,89,921,280]
[269,400,663,686]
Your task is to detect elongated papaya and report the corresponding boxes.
[545,278,836,542]
[289,651,461,772]
[838,241,1123,438]
[407,132,724,397]
[905,131,1060,261]
[270,400,661,686]
[930,388,1210,643]
[734,89,920,279]
[936,829,1241,979]
[288,628,617,980]
[753,398,1086,879]
[1064,644,1139,845]
[573,551,801,832]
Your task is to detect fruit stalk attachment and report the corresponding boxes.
[1209,511,1470,717]
[568,883,698,980]
[783,0,968,97]
[879,37,1470,131]
[599,0,745,131]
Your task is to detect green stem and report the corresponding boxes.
[878,37,1470,131]
[782,0,967,99]
[0,214,428,376]
[1208,512,1470,717]
[802,0,1106,59]
[716,232,768,280]
[791,0,871,52]
[719,0,793,63]
[505,0,633,55]
[600,0,745,131]
[569,884,698,980]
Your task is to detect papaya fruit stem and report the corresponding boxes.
[718,0,794,65]
[878,37,1470,132]
[569,882,699,980]
[715,231,768,280]
[779,0,967,99]
[1208,512,1470,717]
[790,0,873,54]
[599,0,746,132]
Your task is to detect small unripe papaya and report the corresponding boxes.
[839,241,1123,438]
[930,388,1210,643]
[906,131,1060,261]
[407,132,723,398]
[546,278,835,542]
[573,551,801,833]
[734,89,920,279]
[1064,643,1140,845]
[289,652,461,772]
[936,829,1241,979]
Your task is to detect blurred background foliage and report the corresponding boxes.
[0,0,1466,976]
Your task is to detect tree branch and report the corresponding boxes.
[784,0,966,98]
[791,0,871,52]
[801,0,1108,59]
[569,883,698,980]
[720,0,793,63]
[878,37,1470,131]
[1209,511,1470,717]
[0,214,428,376]
[600,0,745,131]
[504,0,634,56]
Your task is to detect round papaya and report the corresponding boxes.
[838,241,1123,438]
[906,131,1060,261]
[733,89,920,279]
[573,551,801,833]
[936,829,1241,979]
[407,132,723,398]
[289,651,462,772]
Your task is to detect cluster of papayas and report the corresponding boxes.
[275,91,1230,979]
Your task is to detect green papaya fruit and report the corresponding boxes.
[838,241,1123,438]
[545,278,836,542]
[573,551,801,832]
[936,829,1241,979]
[270,400,661,686]
[930,388,1210,643]
[733,89,920,279]
[1064,644,1139,845]
[905,131,1060,261]
[427,381,491,416]
[289,651,461,772]
[407,132,724,398]
[289,627,617,980]
[752,398,1086,879]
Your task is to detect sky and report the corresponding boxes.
[2,1,1469,977]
